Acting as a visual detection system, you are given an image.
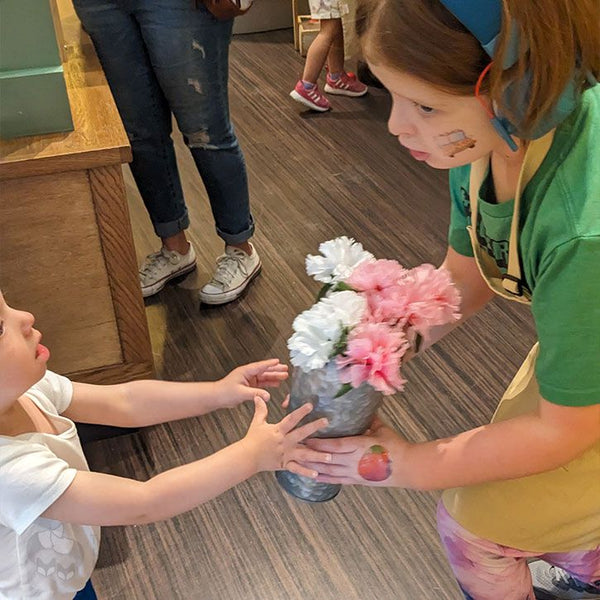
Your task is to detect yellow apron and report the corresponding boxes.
[442,131,600,552]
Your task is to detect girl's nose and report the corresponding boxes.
[388,99,416,137]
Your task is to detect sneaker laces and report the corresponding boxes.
[548,566,599,593]
[139,248,172,280]
[210,249,249,288]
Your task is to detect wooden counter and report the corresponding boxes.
[0,0,153,384]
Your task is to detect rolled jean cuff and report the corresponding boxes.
[216,220,255,245]
[153,210,190,239]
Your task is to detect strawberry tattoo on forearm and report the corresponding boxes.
[357,445,392,481]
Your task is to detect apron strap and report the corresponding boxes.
[469,129,555,300]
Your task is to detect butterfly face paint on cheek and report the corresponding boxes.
[435,130,477,158]
[358,445,392,481]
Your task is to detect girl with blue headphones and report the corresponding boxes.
[303,1,600,598]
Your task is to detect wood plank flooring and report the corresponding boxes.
[82,28,537,600]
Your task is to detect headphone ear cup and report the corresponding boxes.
[499,72,579,139]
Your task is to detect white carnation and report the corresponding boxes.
[305,236,374,284]
[288,291,367,371]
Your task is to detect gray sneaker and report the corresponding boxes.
[199,243,261,305]
[139,245,197,298]
[532,562,600,600]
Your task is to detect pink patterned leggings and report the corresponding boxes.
[437,501,600,600]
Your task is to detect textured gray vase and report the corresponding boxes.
[276,361,382,502]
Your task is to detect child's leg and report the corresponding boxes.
[532,547,600,597]
[325,19,344,76]
[436,501,538,600]
[302,19,342,83]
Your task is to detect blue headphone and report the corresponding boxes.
[439,0,582,151]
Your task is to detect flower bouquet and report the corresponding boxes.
[276,237,461,502]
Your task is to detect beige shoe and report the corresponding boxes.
[199,244,261,305]
[139,245,197,298]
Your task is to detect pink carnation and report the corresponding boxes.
[347,259,407,292]
[336,323,410,395]
[365,284,411,324]
[398,264,461,333]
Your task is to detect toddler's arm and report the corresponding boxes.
[43,399,329,525]
[63,359,288,427]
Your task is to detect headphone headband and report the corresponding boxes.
[438,0,582,144]
[438,0,502,53]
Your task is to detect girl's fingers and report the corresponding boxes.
[291,447,332,465]
[279,402,313,432]
[289,417,329,443]
[315,474,356,485]
[284,461,318,479]
[305,437,359,453]
[301,462,348,477]
[281,394,290,409]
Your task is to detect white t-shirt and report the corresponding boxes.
[0,371,100,600]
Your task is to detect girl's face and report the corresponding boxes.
[371,62,515,169]
[0,292,49,410]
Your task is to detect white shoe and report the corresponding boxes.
[199,243,261,305]
[531,562,600,600]
[139,245,197,298]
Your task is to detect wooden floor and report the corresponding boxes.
[83,29,537,600]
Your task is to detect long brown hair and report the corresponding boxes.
[356,0,600,136]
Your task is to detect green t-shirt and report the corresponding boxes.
[448,86,600,407]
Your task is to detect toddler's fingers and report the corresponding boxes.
[284,461,318,479]
[289,417,329,443]
[279,402,313,433]
[244,358,280,377]
[250,396,268,426]
[249,388,270,402]
[281,394,290,409]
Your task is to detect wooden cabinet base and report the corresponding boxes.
[0,164,153,384]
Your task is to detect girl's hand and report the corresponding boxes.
[242,398,331,478]
[215,359,289,409]
[302,417,411,486]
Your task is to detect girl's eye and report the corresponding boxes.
[0,321,4,337]
[417,104,435,114]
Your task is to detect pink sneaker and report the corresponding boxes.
[290,80,331,112]
[324,72,368,97]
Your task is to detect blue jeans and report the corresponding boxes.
[73,0,254,243]
[74,579,97,599]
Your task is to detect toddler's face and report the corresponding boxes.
[0,292,49,409]
[371,63,517,169]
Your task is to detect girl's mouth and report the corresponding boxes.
[408,148,431,161]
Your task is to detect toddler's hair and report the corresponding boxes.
[356,0,600,136]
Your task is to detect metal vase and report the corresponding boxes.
[276,361,382,502]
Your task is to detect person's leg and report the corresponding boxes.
[73,0,190,249]
[531,547,600,599]
[136,1,253,248]
[303,19,340,83]
[135,1,260,303]
[437,501,538,600]
[325,20,345,76]
[323,20,368,98]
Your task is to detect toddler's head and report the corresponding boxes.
[0,291,49,409]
